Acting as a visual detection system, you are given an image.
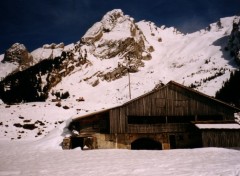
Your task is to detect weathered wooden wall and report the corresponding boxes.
[128,124,191,133]
[69,82,239,150]
[109,82,237,134]
[201,129,240,147]
[72,112,110,134]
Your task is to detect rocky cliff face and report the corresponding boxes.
[0,9,155,104]
[75,9,153,83]
[0,50,80,103]
[2,43,33,71]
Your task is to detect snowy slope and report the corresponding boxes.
[0,54,19,78]
[49,14,239,111]
[136,17,238,95]
[31,43,75,62]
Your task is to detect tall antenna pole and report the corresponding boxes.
[127,56,131,100]
[128,69,131,100]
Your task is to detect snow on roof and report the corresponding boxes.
[195,123,240,129]
[72,107,117,121]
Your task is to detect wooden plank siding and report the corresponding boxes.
[71,112,110,135]
[110,107,127,133]
[109,81,239,134]
[128,123,192,133]
[67,81,240,150]
[201,130,240,147]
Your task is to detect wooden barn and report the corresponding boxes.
[63,81,240,150]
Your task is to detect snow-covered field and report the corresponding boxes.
[0,115,240,176]
[1,102,240,176]
[0,139,240,176]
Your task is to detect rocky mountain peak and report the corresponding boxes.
[101,9,126,31]
[78,9,153,85]
[2,43,33,69]
[81,9,137,44]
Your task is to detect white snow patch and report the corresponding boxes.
[0,54,19,78]
[196,123,240,129]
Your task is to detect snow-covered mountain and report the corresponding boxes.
[34,10,239,100]
[0,9,240,140]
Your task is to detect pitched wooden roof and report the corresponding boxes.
[73,81,240,121]
[122,80,240,111]
[168,81,240,111]
[72,108,113,121]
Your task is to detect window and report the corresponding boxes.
[197,115,223,121]
[128,116,166,124]
[167,116,195,123]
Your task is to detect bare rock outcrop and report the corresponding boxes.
[2,43,33,69]
[79,9,154,85]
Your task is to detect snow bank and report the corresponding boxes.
[33,118,73,150]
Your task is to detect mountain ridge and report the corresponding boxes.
[0,9,239,105]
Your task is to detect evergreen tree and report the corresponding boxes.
[216,70,240,108]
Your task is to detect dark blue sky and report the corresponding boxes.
[0,0,239,53]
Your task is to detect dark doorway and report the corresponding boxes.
[131,138,162,150]
[169,135,176,149]
[71,137,84,149]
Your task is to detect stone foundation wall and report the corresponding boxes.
[93,133,171,150]
[63,132,201,150]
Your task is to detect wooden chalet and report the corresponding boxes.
[63,81,240,150]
